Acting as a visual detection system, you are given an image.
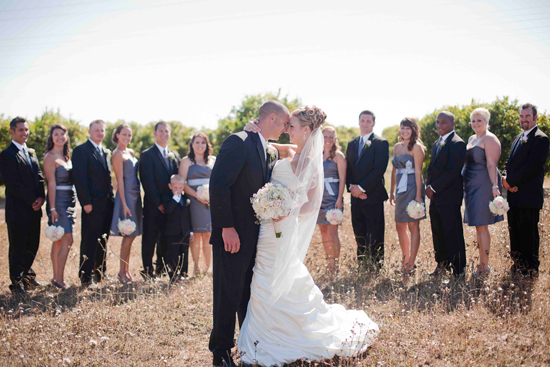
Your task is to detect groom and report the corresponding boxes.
[209,100,289,367]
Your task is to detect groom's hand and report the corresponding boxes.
[222,227,241,253]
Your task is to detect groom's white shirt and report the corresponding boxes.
[258,133,267,160]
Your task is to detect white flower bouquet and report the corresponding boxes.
[251,183,293,238]
[406,200,425,219]
[196,184,210,209]
[325,208,344,225]
[44,225,64,242]
[489,196,509,216]
[118,218,137,236]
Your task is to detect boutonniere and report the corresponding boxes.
[27,148,35,155]
[104,149,111,157]
[167,151,175,162]
[266,145,276,160]
[439,140,446,148]
[521,136,528,145]
[186,198,191,206]
[364,140,372,148]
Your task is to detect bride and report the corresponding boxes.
[238,106,379,366]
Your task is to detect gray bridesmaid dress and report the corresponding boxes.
[462,146,503,226]
[46,165,76,233]
[392,154,426,223]
[317,160,342,225]
[187,164,212,233]
[110,157,143,236]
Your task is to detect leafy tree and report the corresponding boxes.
[419,97,550,174]
[382,125,400,156]
[212,91,301,154]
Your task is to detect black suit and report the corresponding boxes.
[0,142,45,289]
[72,140,114,283]
[426,131,466,275]
[163,193,193,278]
[345,133,389,267]
[208,131,277,354]
[139,145,180,275]
[504,126,549,273]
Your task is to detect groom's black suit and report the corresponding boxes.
[209,131,277,355]
[504,126,549,273]
[72,140,114,284]
[0,142,45,291]
[345,133,389,267]
[426,131,466,275]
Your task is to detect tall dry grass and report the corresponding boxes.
[0,191,549,366]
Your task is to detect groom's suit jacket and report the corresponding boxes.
[426,131,466,207]
[210,131,277,252]
[504,127,549,209]
[345,133,389,205]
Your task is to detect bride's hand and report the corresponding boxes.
[273,215,287,222]
[244,119,261,133]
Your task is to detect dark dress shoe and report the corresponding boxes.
[23,278,48,290]
[429,263,449,277]
[9,282,26,295]
[213,351,237,367]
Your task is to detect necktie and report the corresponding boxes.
[21,147,32,166]
[434,137,442,156]
[358,136,364,157]
[510,135,523,157]
[163,149,170,170]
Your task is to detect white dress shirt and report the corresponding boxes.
[155,142,168,157]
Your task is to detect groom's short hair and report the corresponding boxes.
[259,100,289,121]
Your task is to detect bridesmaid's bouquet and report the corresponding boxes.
[44,225,64,242]
[489,196,509,216]
[118,218,137,236]
[406,200,426,219]
[196,184,210,209]
[325,208,344,225]
[251,183,293,238]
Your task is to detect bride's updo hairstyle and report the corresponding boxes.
[291,105,327,131]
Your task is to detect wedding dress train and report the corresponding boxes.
[238,159,379,366]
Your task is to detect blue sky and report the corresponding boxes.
[1,0,549,134]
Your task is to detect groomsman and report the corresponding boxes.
[345,110,389,268]
[0,117,46,294]
[426,111,466,277]
[503,103,549,277]
[72,120,114,287]
[139,121,181,279]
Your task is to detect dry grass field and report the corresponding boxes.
[0,190,549,366]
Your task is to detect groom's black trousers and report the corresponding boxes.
[209,244,256,352]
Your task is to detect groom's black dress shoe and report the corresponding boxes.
[212,351,237,367]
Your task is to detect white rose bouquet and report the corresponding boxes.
[325,208,344,225]
[118,218,137,236]
[406,200,425,219]
[251,183,293,238]
[489,196,509,216]
[44,225,64,242]
[196,184,210,209]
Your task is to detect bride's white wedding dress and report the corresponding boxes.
[238,159,379,366]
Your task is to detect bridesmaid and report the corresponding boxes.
[43,124,76,290]
[463,107,503,279]
[109,124,143,282]
[316,127,346,277]
[179,132,215,276]
[389,118,426,275]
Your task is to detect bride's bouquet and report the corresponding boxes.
[118,218,137,236]
[196,184,210,209]
[251,183,293,238]
[325,208,344,225]
[489,196,509,216]
[406,200,426,219]
[44,225,64,242]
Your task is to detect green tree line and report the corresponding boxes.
[381,97,550,174]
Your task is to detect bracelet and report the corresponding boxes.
[50,208,56,211]
[492,185,499,189]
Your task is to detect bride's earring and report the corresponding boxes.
[303,131,307,141]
